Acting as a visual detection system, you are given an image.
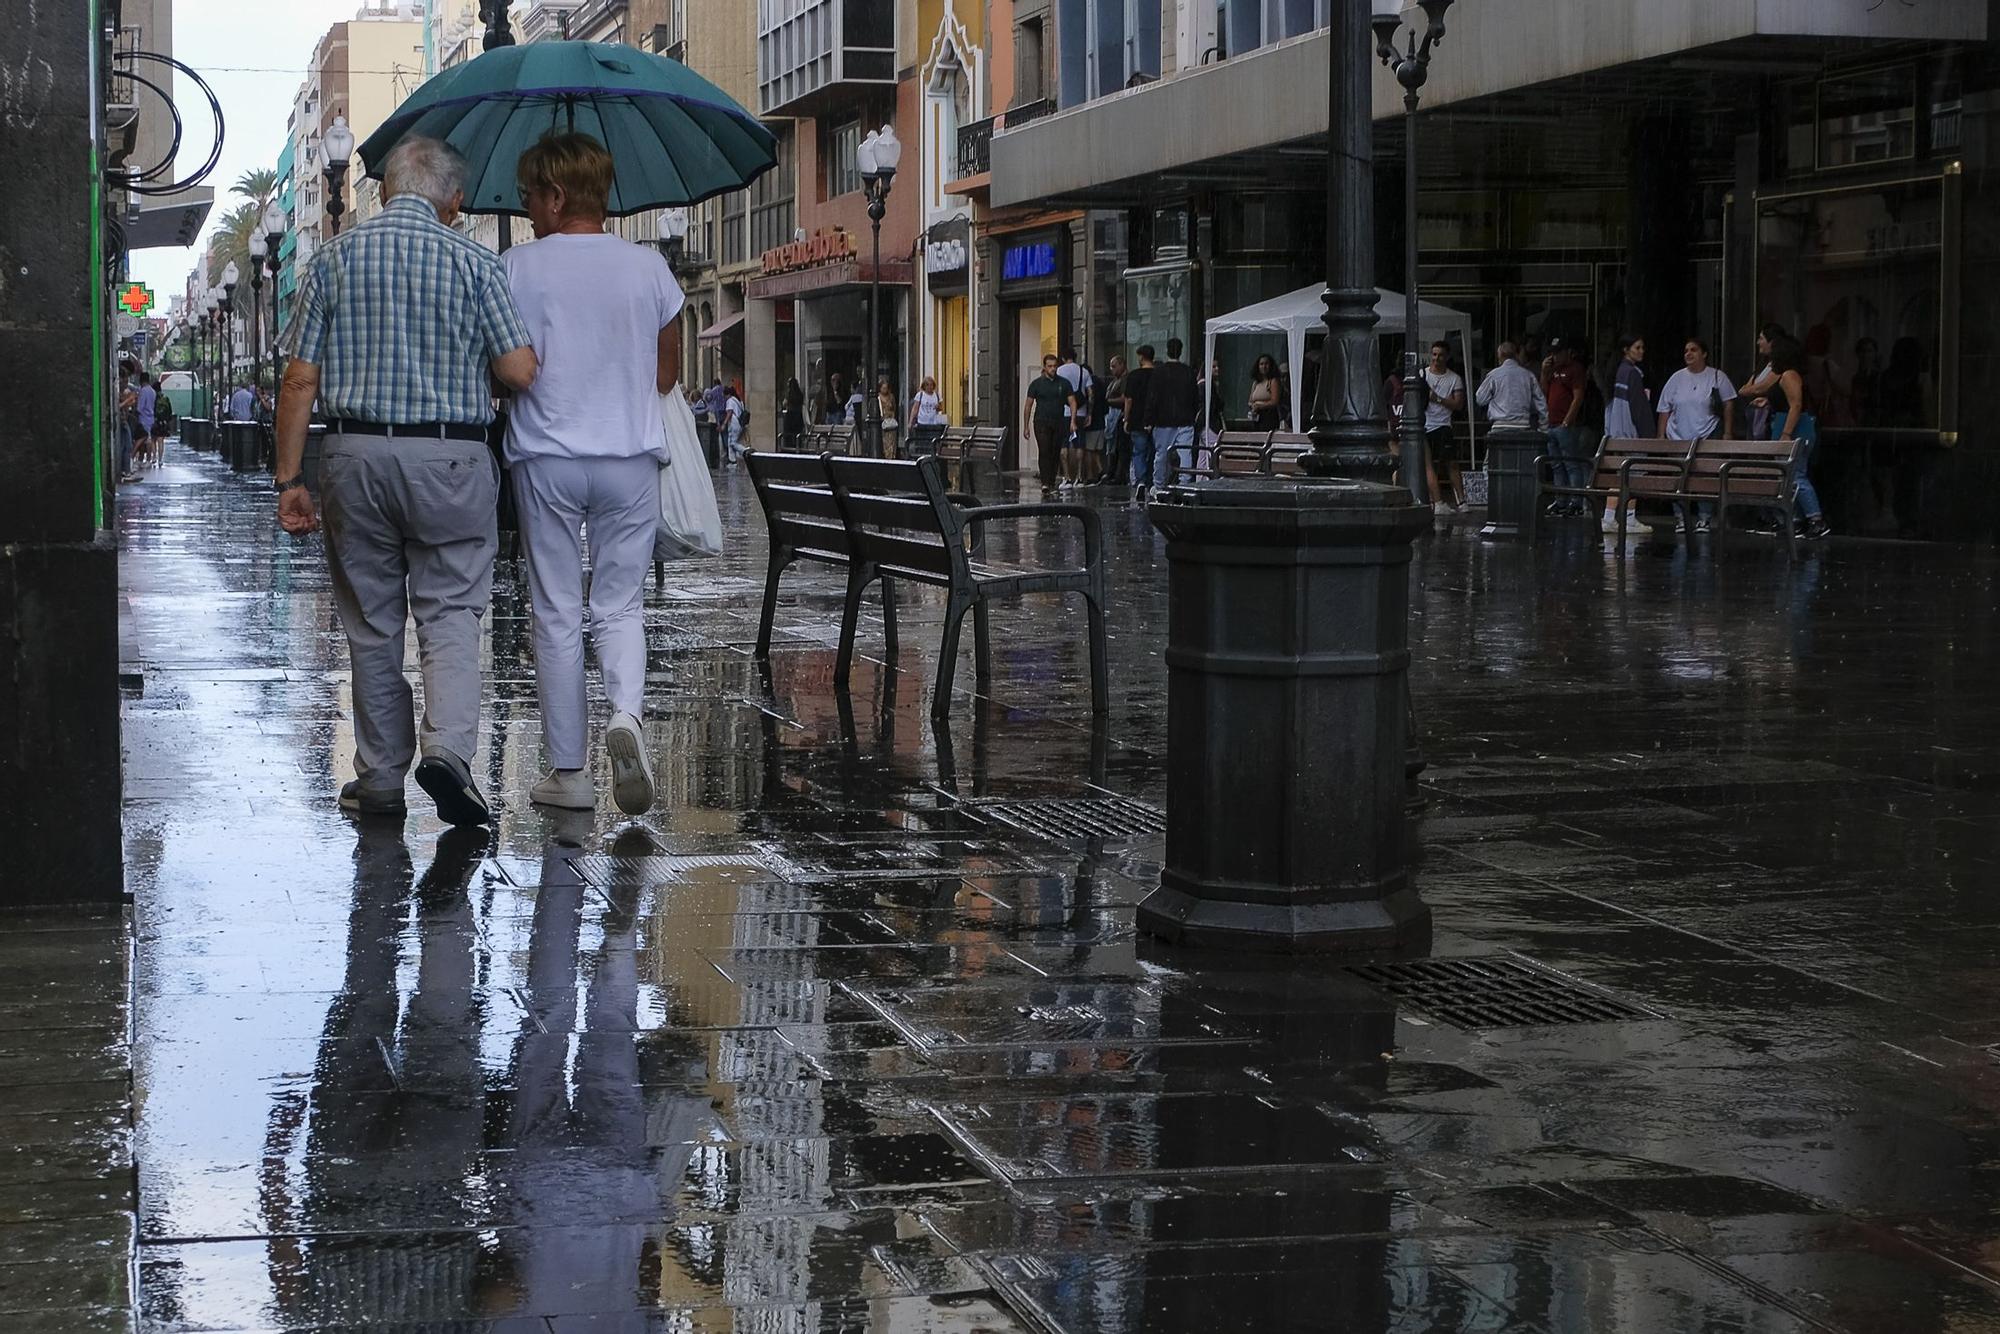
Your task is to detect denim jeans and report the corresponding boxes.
[1128,427,1155,487]
[1156,425,1196,484]
[1545,425,1592,491]
[1770,413,1823,519]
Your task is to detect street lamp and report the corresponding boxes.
[1374,0,1454,504]
[323,113,355,237]
[858,124,901,457]
[248,235,268,401]
[208,287,224,414]
[262,199,285,369]
[654,206,689,273]
[221,262,240,401]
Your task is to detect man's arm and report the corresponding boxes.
[275,359,320,534]
[491,346,538,392]
[657,322,683,394]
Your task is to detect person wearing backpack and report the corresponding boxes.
[1055,349,1093,491]
[723,381,745,463]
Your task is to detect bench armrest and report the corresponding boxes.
[960,502,1103,563]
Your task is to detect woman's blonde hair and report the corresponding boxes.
[517,131,615,218]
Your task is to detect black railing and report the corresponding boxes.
[956,118,993,179]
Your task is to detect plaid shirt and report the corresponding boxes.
[289,195,530,425]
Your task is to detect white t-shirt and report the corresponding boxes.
[724,395,743,432]
[1422,368,1463,431]
[912,390,945,426]
[1658,366,1737,441]
[1057,362,1092,424]
[503,233,684,464]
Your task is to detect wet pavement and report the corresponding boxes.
[31,448,2000,1331]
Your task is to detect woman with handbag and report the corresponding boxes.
[503,131,684,815]
[1656,336,1736,535]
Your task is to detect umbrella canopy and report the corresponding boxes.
[356,41,777,218]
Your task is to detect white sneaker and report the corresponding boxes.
[1600,510,1623,534]
[530,767,594,810]
[604,712,655,816]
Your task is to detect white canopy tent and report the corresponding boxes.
[1202,285,1475,435]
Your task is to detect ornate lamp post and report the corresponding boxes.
[480,0,515,49]
[221,262,240,401]
[207,287,224,411]
[857,124,901,457]
[1373,0,1454,505]
[247,236,267,397]
[654,206,689,274]
[262,200,286,369]
[322,114,355,237]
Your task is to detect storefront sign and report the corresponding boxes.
[760,229,857,277]
[1002,241,1057,283]
[925,237,967,275]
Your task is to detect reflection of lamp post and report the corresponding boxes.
[322,113,355,237]
[1374,0,1453,504]
[857,124,901,457]
[262,200,286,369]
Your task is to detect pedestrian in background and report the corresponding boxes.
[1055,349,1092,490]
[1024,352,1075,496]
[1124,345,1157,501]
[1101,355,1128,486]
[503,131,682,816]
[907,375,946,456]
[1541,342,1591,516]
[229,380,257,423]
[781,377,806,453]
[1421,340,1466,511]
[1149,338,1201,485]
[1762,332,1831,540]
[1601,334,1651,533]
[1248,353,1283,429]
[273,134,539,827]
[701,376,727,433]
[134,371,160,468]
[1656,336,1735,533]
[875,377,899,458]
[723,382,745,462]
[1474,340,1547,432]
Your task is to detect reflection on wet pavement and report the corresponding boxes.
[69,453,2000,1331]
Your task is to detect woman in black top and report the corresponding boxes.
[780,378,806,452]
[1765,334,1829,539]
[1247,353,1283,429]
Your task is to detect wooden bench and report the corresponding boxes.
[932,425,1008,496]
[1532,436,1695,539]
[1171,430,1268,483]
[749,452,1106,719]
[799,423,857,456]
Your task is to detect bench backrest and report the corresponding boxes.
[1685,436,1798,499]
[746,451,851,564]
[1590,437,1693,495]
[1265,432,1314,476]
[824,455,968,588]
[965,426,1007,459]
[932,425,974,461]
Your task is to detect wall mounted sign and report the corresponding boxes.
[1001,241,1057,283]
[760,229,857,277]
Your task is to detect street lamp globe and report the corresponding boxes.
[872,125,902,180]
[323,114,355,168]
[856,131,880,179]
[222,261,240,297]
[261,200,286,255]
[249,234,268,264]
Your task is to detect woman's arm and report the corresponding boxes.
[1777,370,1803,439]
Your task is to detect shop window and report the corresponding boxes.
[1055,0,1162,107]
[825,115,862,197]
[1756,179,1945,432]
[723,188,748,267]
[1216,0,1322,59]
[751,126,796,258]
[1818,66,1917,169]
[1925,61,1963,156]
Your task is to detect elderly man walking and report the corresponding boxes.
[272,136,538,826]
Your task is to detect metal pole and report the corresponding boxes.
[1303,0,1390,478]
[868,212,881,457]
[250,276,263,407]
[1401,84,1428,504]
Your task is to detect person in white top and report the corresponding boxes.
[908,375,946,456]
[1418,340,1466,510]
[504,131,683,815]
[1055,350,1093,490]
[722,387,744,463]
[1656,336,1736,534]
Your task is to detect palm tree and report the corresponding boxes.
[204,202,262,317]
[234,168,280,216]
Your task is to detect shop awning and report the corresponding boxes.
[697,311,745,343]
[123,187,214,250]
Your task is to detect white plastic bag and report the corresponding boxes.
[655,386,722,560]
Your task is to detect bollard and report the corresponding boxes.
[1140,475,1431,953]
[223,419,259,472]
[182,417,211,452]
[1480,429,1544,540]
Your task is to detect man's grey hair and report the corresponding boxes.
[382,136,468,211]
[1495,341,1519,363]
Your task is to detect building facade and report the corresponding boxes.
[992,0,1995,538]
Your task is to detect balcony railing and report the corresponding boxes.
[960,98,1053,180]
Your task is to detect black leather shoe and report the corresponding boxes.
[414,751,492,827]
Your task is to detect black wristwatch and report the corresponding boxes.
[275,475,307,494]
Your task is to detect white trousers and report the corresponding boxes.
[511,454,660,770]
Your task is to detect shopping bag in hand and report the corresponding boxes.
[655,386,723,560]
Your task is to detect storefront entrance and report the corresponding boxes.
[1013,303,1059,469]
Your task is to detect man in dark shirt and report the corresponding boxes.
[1542,342,1589,515]
[1022,353,1076,495]
[1146,337,1201,487]
[1123,345,1157,500]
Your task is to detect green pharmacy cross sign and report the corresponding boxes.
[118,283,155,317]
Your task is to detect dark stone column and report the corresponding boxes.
[0,4,124,905]
[1627,114,1696,386]
[1139,481,1430,953]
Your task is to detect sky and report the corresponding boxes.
[129,0,392,309]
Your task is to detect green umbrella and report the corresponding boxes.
[356,41,776,217]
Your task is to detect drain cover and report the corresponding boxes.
[966,797,1165,842]
[1347,957,1657,1030]
[572,854,679,886]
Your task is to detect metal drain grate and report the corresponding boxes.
[572,854,680,886]
[1348,956,1656,1030]
[966,797,1166,842]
